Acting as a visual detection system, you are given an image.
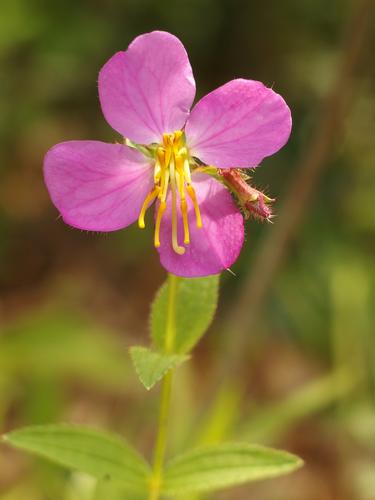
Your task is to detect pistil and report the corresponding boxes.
[169,156,185,255]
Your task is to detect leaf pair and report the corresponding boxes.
[2,275,303,497]
[3,425,303,496]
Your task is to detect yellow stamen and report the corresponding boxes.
[174,130,183,144]
[175,154,185,197]
[162,133,169,147]
[181,199,190,244]
[154,201,166,247]
[175,153,189,244]
[157,147,165,168]
[175,152,184,173]
[183,158,192,183]
[162,135,172,166]
[154,164,161,184]
[138,186,160,229]
[186,184,202,228]
[160,168,169,201]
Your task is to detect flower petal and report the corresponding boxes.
[44,141,153,232]
[185,79,291,168]
[158,173,244,277]
[98,31,196,144]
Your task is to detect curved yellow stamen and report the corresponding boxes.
[181,199,190,244]
[154,167,169,246]
[154,201,166,247]
[186,184,202,228]
[138,186,160,229]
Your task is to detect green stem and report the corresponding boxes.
[149,273,178,500]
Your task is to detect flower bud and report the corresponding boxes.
[219,169,274,221]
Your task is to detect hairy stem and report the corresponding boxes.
[149,273,178,500]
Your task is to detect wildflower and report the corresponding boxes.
[44,31,291,277]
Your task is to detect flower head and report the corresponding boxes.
[44,31,291,277]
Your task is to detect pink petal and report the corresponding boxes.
[98,31,196,144]
[44,141,153,232]
[185,79,291,168]
[158,173,244,277]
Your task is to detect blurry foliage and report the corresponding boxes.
[0,308,131,391]
[0,0,374,498]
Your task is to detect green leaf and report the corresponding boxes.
[2,425,150,493]
[162,443,303,495]
[94,479,147,500]
[130,346,187,390]
[151,276,219,354]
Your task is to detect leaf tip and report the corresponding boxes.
[294,455,305,469]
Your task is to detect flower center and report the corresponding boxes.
[138,131,202,255]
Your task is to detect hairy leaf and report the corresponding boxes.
[151,276,219,354]
[162,442,303,495]
[130,346,187,390]
[3,425,150,493]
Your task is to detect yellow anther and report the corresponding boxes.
[174,130,183,143]
[181,199,190,244]
[157,147,165,167]
[187,184,202,228]
[154,201,167,247]
[138,186,160,229]
[162,133,170,147]
[173,131,183,154]
[165,147,172,167]
[175,152,184,172]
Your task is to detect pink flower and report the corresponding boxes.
[44,31,291,277]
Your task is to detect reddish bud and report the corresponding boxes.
[219,169,274,221]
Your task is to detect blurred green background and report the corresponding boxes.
[0,0,374,498]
